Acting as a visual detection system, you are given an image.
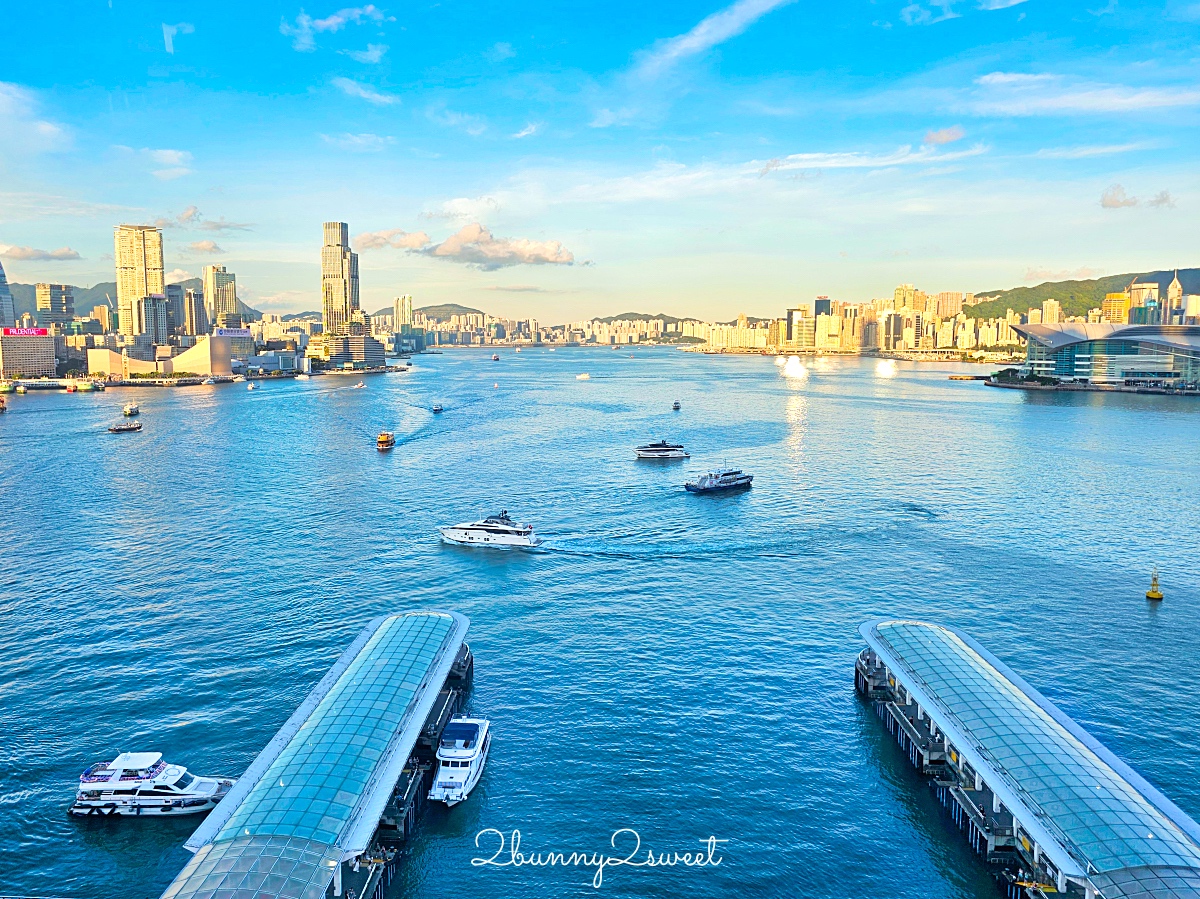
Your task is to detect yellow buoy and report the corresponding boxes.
[1146,567,1163,601]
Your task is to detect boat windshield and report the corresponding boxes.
[175,772,195,789]
[440,722,480,749]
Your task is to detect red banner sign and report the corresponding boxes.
[1,327,49,336]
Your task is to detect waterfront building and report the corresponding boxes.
[1015,322,1200,386]
[0,260,15,328]
[87,333,234,378]
[321,221,360,336]
[856,620,1200,899]
[158,611,471,899]
[203,264,238,322]
[114,224,165,336]
[394,295,413,328]
[307,333,386,368]
[35,283,74,327]
[0,326,56,377]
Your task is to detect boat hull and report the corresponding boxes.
[685,479,753,493]
[635,450,689,459]
[429,736,490,806]
[438,528,540,548]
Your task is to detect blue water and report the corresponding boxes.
[1,350,1198,899]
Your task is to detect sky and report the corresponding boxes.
[1,0,1198,321]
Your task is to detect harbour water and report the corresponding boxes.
[1,349,1198,899]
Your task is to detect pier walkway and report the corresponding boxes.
[857,620,1200,899]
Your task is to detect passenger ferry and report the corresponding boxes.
[0,381,13,394]
[635,440,689,460]
[429,718,491,807]
[109,421,142,433]
[122,403,139,416]
[70,752,235,817]
[685,467,753,493]
[438,511,541,548]
[377,431,396,450]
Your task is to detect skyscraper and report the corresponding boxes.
[114,224,164,336]
[0,260,17,327]
[184,288,208,336]
[137,295,170,345]
[322,222,359,336]
[203,264,238,324]
[393,295,413,328]
[36,284,74,326]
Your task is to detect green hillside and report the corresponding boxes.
[967,268,1198,320]
[10,278,262,323]
[414,303,484,322]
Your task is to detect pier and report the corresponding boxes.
[160,611,474,899]
[856,620,1200,898]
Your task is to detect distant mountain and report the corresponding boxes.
[593,311,684,324]
[968,268,1198,320]
[282,311,322,321]
[415,303,484,322]
[10,279,262,323]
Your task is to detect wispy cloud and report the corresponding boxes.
[924,125,965,145]
[900,2,960,25]
[970,72,1200,115]
[428,107,486,135]
[141,147,193,179]
[154,206,252,231]
[162,22,194,55]
[341,43,387,63]
[1034,142,1154,159]
[1024,266,1104,282]
[635,0,797,77]
[512,123,539,139]
[187,240,224,254]
[165,268,195,283]
[332,77,399,105]
[354,227,431,249]
[281,5,389,52]
[1100,184,1138,208]
[320,132,394,151]
[1147,190,1176,208]
[485,42,516,62]
[978,0,1030,8]
[0,82,70,155]
[0,244,81,261]
[425,223,575,270]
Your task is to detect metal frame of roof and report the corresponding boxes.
[1013,323,1200,352]
[161,610,469,899]
[860,620,1200,892]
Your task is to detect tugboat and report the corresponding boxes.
[428,717,491,807]
[438,511,541,548]
[377,431,396,451]
[70,752,234,817]
[432,404,444,414]
[685,467,753,494]
[122,403,140,416]
[1146,568,1164,601]
[109,421,143,433]
[672,400,682,411]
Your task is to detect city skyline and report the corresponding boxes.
[2,1,1199,320]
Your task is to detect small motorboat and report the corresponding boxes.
[491,353,500,361]
[377,431,396,450]
[295,373,311,380]
[576,373,591,381]
[672,400,682,411]
[232,375,246,383]
[70,752,234,817]
[201,378,216,385]
[429,718,491,807]
[66,383,78,393]
[353,381,366,389]
[246,382,257,391]
[123,403,140,416]
[635,440,689,460]
[109,422,142,433]
[432,404,444,414]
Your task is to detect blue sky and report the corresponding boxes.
[1,0,1198,320]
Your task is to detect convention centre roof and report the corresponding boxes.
[160,610,470,899]
[1014,323,1200,352]
[861,620,1200,897]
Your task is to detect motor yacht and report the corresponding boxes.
[635,440,689,460]
[201,378,216,385]
[672,400,682,411]
[377,431,396,451]
[685,467,753,493]
[428,717,491,807]
[576,373,591,380]
[353,381,366,389]
[438,511,541,548]
[295,373,311,380]
[432,404,444,414]
[122,403,139,416]
[491,353,500,361]
[70,752,234,817]
[232,375,246,383]
[109,421,142,433]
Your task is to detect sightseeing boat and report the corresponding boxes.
[635,440,689,460]
[70,752,235,817]
[109,421,142,433]
[685,467,753,494]
[122,403,139,416]
[438,511,541,548]
[377,431,396,451]
[428,718,491,807]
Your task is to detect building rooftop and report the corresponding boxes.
[861,620,1200,894]
[161,610,469,899]
[1013,322,1200,352]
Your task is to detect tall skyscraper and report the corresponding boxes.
[184,288,208,336]
[114,225,165,336]
[35,284,75,326]
[203,264,238,323]
[165,283,186,334]
[393,295,413,328]
[0,260,15,327]
[1041,298,1062,324]
[137,295,170,345]
[322,222,359,336]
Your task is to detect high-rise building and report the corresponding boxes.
[321,222,359,336]
[936,291,964,318]
[204,264,238,323]
[114,225,165,336]
[35,283,74,327]
[0,328,56,377]
[1102,293,1130,324]
[91,304,112,332]
[184,288,208,336]
[137,295,171,345]
[1041,298,1062,325]
[165,283,185,334]
[814,297,832,317]
[0,260,15,327]
[393,295,413,328]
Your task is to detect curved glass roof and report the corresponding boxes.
[862,621,1200,878]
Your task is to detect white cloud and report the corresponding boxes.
[165,268,195,283]
[162,22,194,54]
[428,107,486,135]
[320,132,394,151]
[924,125,965,145]
[424,223,575,270]
[341,43,387,63]
[1033,142,1153,159]
[1147,190,1176,208]
[1023,266,1104,282]
[154,206,252,232]
[140,147,194,179]
[1100,184,1138,208]
[635,0,797,77]
[512,123,539,139]
[0,244,81,261]
[354,228,431,250]
[485,42,516,62]
[422,196,502,222]
[188,240,224,254]
[281,5,388,52]
[970,72,1200,115]
[0,82,70,155]
[978,0,1029,8]
[900,2,960,25]
[332,77,399,105]
[201,218,253,232]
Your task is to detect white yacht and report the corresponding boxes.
[122,403,139,416]
[429,717,491,807]
[295,373,311,380]
[246,382,257,391]
[70,752,235,817]
[232,375,246,383]
[438,511,541,548]
[635,440,689,460]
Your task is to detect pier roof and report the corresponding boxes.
[861,620,1200,896]
[1013,322,1200,352]
[161,610,469,899]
